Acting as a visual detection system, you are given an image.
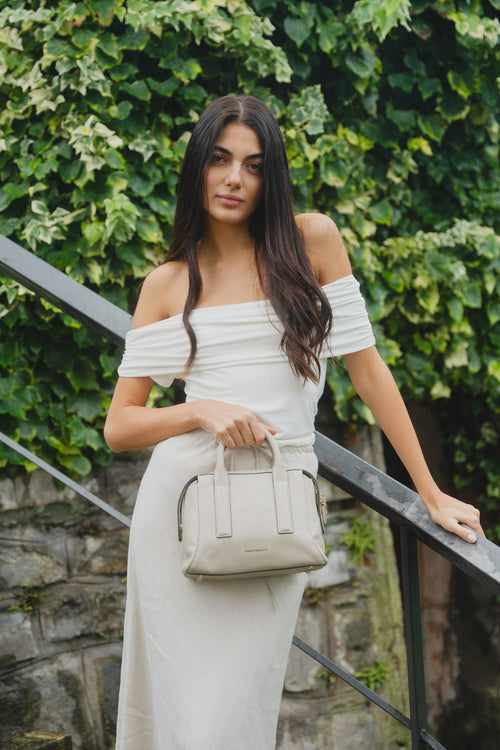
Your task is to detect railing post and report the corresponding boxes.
[400,527,428,749]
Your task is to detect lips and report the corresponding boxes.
[217,194,243,207]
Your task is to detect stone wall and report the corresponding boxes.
[1,427,410,749]
[0,451,144,749]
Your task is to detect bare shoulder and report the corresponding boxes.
[132,260,189,329]
[296,212,337,240]
[295,212,351,284]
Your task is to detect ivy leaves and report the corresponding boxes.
[0,0,498,540]
[0,0,293,475]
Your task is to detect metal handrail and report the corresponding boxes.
[2,234,498,594]
[314,433,500,593]
[0,430,131,529]
[0,234,130,345]
[2,233,499,748]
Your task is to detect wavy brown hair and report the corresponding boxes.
[166,95,332,382]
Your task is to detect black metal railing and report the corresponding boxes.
[2,235,500,749]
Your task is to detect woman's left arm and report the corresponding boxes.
[343,346,484,543]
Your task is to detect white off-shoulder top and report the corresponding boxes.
[118,274,375,447]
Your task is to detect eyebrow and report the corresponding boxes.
[214,145,264,160]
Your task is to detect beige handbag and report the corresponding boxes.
[177,433,328,581]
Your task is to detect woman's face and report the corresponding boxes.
[203,122,264,227]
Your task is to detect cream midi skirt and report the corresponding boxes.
[115,429,318,750]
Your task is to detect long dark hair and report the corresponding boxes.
[167,94,332,382]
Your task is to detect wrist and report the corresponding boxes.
[417,483,443,511]
[186,398,211,431]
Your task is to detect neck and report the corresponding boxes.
[201,219,255,262]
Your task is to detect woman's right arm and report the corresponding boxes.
[104,379,274,452]
[104,376,198,452]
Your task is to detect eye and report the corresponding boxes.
[248,162,263,174]
[211,153,226,164]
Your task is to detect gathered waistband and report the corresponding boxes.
[225,441,315,473]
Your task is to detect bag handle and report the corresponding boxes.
[214,431,287,485]
[213,432,293,538]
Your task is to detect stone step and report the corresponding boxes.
[0,727,72,750]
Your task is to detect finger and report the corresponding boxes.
[218,431,237,450]
[459,506,485,537]
[228,426,246,448]
[232,413,268,446]
[216,412,251,447]
[235,419,259,446]
[454,521,478,544]
[469,508,485,537]
[213,423,240,449]
[218,423,258,449]
[262,423,277,435]
[252,424,269,445]
[432,510,477,543]
[466,515,485,536]
[253,422,277,445]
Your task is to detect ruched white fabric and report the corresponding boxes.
[114,274,375,750]
[118,274,375,447]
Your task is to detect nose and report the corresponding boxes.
[225,162,242,187]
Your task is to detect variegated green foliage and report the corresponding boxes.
[0,1,498,535]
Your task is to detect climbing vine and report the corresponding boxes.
[0,1,498,531]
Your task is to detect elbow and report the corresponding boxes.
[104,418,126,453]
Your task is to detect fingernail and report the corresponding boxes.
[467,533,476,543]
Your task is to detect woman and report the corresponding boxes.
[105,95,483,749]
